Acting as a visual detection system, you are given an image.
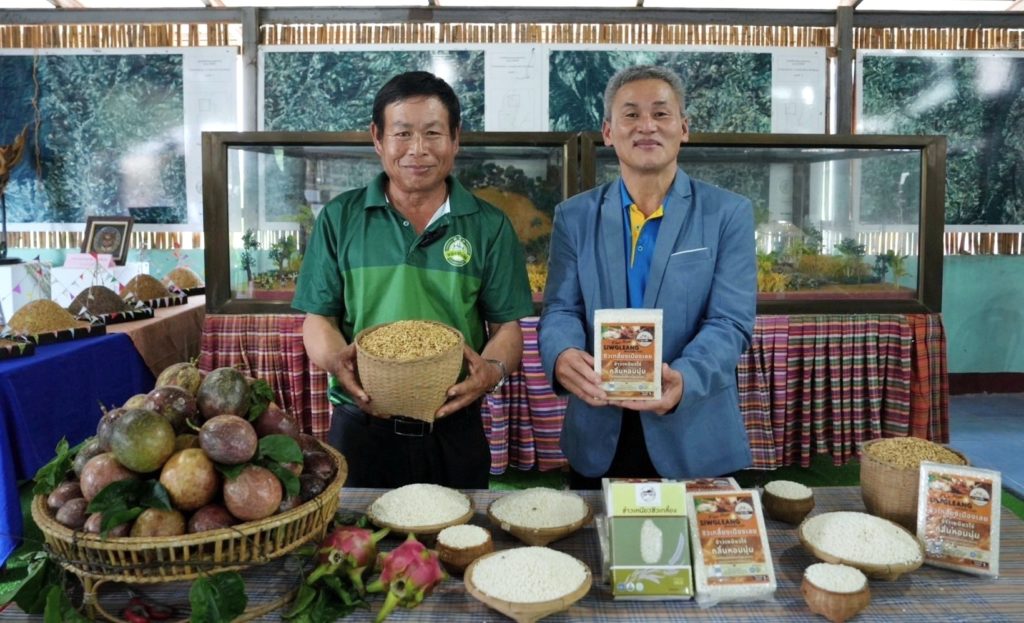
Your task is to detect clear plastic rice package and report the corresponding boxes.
[686,489,777,607]
[917,461,1001,577]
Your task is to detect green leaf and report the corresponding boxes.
[258,435,303,465]
[43,586,88,623]
[264,462,300,498]
[140,482,172,510]
[247,379,276,421]
[0,550,49,607]
[282,583,317,619]
[32,438,79,495]
[189,572,247,623]
[100,507,144,535]
[86,480,172,534]
[217,463,246,480]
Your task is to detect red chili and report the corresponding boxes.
[142,602,174,621]
[121,603,151,623]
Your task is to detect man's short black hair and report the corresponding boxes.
[372,71,461,139]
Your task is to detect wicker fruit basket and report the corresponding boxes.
[355,320,464,422]
[31,443,346,618]
[860,438,969,531]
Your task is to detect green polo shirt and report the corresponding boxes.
[292,173,534,406]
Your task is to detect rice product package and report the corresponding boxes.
[594,308,663,400]
[683,477,741,493]
[603,478,692,600]
[917,461,1001,577]
[687,489,777,606]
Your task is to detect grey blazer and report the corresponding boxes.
[539,168,757,478]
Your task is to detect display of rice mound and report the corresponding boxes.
[123,274,174,301]
[368,483,471,530]
[7,300,91,335]
[469,546,589,603]
[68,286,135,316]
[162,266,204,290]
[490,487,588,529]
[801,511,923,568]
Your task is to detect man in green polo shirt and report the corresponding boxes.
[293,71,533,489]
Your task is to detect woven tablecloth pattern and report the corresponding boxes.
[198,313,947,474]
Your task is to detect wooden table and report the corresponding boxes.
[4,486,1020,621]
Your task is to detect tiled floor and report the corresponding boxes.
[949,393,1024,498]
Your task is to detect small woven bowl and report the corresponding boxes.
[355,320,464,422]
[802,574,871,623]
[762,488,815,525]
[436,525,495,574]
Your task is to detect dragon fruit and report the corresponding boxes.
[366,534,447,623]
[306,524,390,593]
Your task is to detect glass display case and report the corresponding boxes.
[582,133,946,314]
[202,132,577,314]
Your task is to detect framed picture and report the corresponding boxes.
[81,216,134,265]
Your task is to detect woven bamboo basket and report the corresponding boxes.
[32,443,346,615]
[860,438,969,531]
[355,320,464,422]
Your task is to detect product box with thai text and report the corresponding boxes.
[603,478,692,600]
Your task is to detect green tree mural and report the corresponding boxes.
[861,54,1024,225]
[262,51,484,132]
[549,50,772,133]
[0,53,185,224]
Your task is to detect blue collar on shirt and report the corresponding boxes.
[619,179,665,308]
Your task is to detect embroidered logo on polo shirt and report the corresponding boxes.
[443,235,472,267]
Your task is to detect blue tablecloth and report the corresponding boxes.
[0,333,154,564]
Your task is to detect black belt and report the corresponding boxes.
[344,405,472,438]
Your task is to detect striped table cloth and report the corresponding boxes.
[198,313,948,474]
[6,487,1017,622]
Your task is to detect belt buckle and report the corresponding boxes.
[392,416,433,437]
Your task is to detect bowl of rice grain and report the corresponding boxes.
[799,511,923,581]
[488,488,592,546]
[802,562,871,623]
[355,320,464,422]
[465,546,591,623]
[860,437,969,531]
[436,524,494,574]
[367,483,474,536]
[763,480,815,525]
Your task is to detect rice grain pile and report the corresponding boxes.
[639,519,663,564]
[490,488,587,529]
[801,511,922,567]
[8,300,90,334]
[369,483,470,528]
[359,320,459,361]
[123,274,173,301]
[471,547,588,603]
[163,266,204,289]
[765,480,813,500]
[68,286,134,315]
[804,563,867,593]
[437,524,489,549]
[864,438,965,469]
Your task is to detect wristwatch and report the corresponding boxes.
[485,359,509,392]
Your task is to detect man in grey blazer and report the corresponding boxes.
[539,65,756,487]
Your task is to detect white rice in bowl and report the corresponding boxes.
[490,487,587,529]
[369,483,470,528]
[470,547,589,603]
[801,511,923,567]
[804,563,867,593]
[438,524,489,549]
[765,479,813,500]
